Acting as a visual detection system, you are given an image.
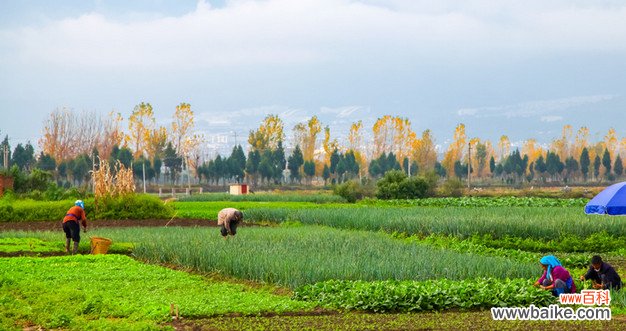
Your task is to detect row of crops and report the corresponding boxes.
[173,201,625,242]
[0,194,591,222]
[131,227,538,288]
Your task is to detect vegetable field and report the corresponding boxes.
[1,194,625,330]
[0,255,313,330]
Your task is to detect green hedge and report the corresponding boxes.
[0,195,173,222]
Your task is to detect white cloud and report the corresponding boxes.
[2,0,626,70]
[457,94,616,119]
[457,108,477,116]
[540,115,563,122]
[320,105,367,118]
[196,105,309,134]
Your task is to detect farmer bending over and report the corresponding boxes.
[63,200,87,254]
[580,255,622,291]
[217,208,243,240]
[534,255,576,296]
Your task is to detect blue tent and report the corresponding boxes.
[585,182,626,215]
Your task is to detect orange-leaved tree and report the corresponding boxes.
[126,102,155,158]
[442,123,466,177]
[248,114,285,151]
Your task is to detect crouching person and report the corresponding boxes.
[580,255,622,291]
[534,255,576,296]
[217,208,243,240]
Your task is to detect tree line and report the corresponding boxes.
[2,108,626,191]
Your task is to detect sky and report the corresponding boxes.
[1,0,626,156]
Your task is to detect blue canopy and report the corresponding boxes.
[585,182,626,215]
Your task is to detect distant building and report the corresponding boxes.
[229,183,249,195]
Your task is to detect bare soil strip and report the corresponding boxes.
[0,218,222,231]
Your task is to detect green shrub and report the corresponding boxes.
[0,203,14,220]
[94,194,173,220]
[441,178,464,197]
[376,170,431,199]
[0,195,173,222]
[333,180,368,203]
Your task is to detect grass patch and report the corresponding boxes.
[0,255,313,330]
[0,237,62,253]
[0,236,133,255]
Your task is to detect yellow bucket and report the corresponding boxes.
[90,236,113,255]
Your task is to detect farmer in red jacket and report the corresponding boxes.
[63,200,88,254]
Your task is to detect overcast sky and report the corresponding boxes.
[1,0,626,154]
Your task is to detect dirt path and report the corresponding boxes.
[170,311,626,331]
[0,218,225,231]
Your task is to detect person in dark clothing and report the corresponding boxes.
[63,200,88,254]
[580,255,622,291]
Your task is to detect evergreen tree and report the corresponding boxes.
[271,141,286,183]
[368,159,381,178]
[11,142,35,171]
[153,156,162,183]
[602,149,612,178]
[163,142,182,184]
[71,154,91,185]
[546,151,564,180]
[228,145,246,183]
[36,152,56,172]
[214,155,225,185]
[329,148,340,174]
[344,151,360,179]
[579,147,590,181]
[322,164,331,184]
[614,155,623,178]
[287,145,304,183]
[258,150,274,184]
[454,160,467,179]
[434,161,447,177]
[245,150,261,184]
[593,155,601,180]
[564,156,579,181]
[303,160,316,182]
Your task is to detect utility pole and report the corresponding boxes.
[3,145,8,169]
[467,142,471,189]
[186,155,191,190]
[92,151,96,193]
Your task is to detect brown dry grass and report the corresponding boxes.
[91,159,135,200]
